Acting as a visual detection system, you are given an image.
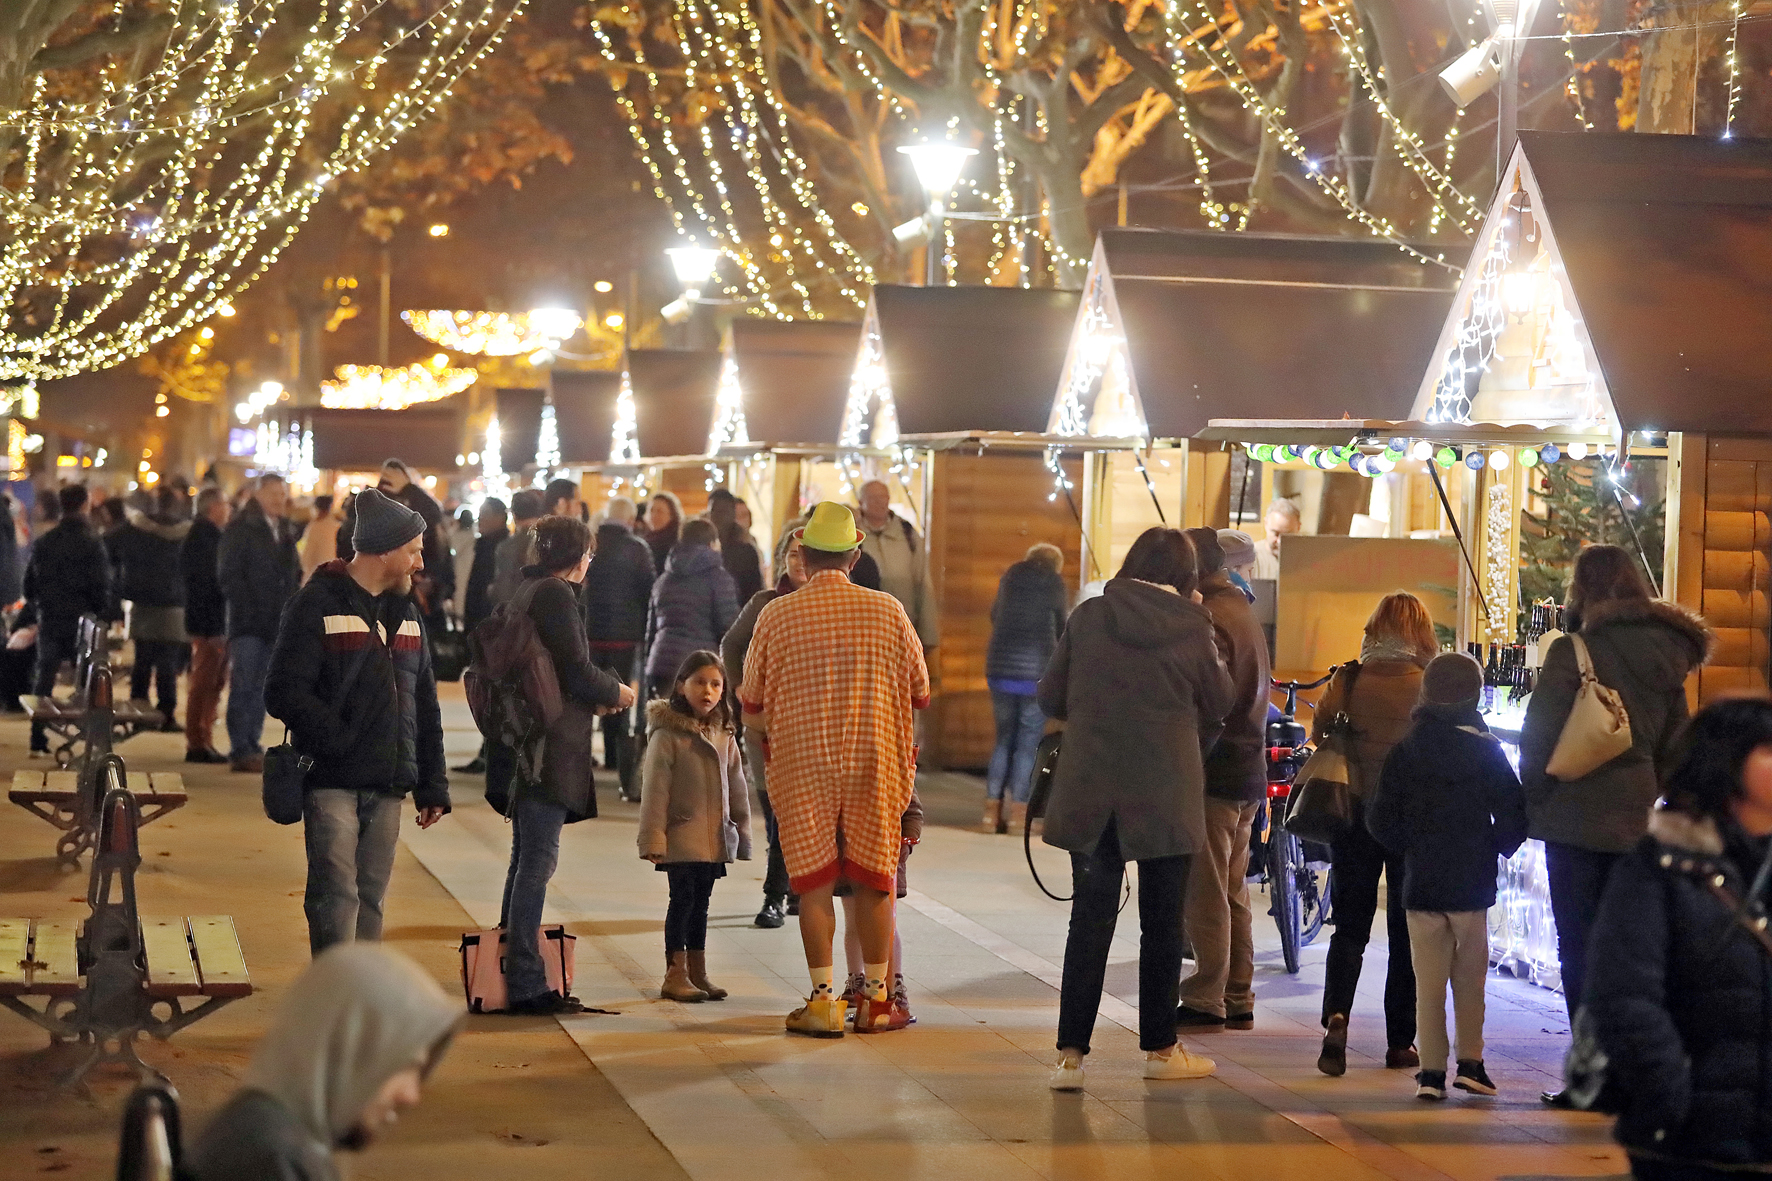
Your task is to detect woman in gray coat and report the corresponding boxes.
[1041,527,1234,1092]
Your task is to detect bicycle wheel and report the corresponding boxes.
[1268,829,1301,974]
[1298,860,1328,947]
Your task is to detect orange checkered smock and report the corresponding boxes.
[738,569,931,894]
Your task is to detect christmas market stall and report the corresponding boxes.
[707,318,861,564]
[843,284,1081,768]
[306,398,465,497]
[597,348,723,519]
[1047,228,1460,582]
[1197,130,1772,990]
[547,369,622,503]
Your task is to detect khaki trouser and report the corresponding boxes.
[1180,798,1260,1017]
[1407,909,1489,1072]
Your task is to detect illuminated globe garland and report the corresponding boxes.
[320,362,479,410]
[402,309,582,357]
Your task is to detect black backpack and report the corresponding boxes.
[464,580,561,812]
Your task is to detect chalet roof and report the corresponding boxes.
[549,369,620,465]
[627,349,720,460]
[724,319,859,446]
[870,286,1081,435]
[1054,230,1461,440]
[1471,131,1772,435]
[494,387,545,474]
[309,402,463,472]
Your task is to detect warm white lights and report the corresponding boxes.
[666,246,723,297]
[319,362,477,410]
[898,143,978,199]
[403,309,584,356]
[238,380,284,423]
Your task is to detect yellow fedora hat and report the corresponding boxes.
[801,501,863,552]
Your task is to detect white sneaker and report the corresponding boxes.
[1049,1053,1085,1092]
[1143,1045,1217,1080]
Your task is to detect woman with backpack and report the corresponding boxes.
[1519,545,1711,1105]
[499,516,633,1016]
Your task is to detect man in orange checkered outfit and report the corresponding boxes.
[740,502,930,1037]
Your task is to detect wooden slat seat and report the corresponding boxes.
[186,917,251,999]
[1,916,252,1001]
[140,918,202,999]
[28,922,81,998]
[9,770,185,809]
[0,920,29,997]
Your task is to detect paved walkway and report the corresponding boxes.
[404,690,1627,1181]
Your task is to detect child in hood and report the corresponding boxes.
[1367,651,1527,1102]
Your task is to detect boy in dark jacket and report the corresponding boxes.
[266,489,450,956]
[1368,652,1527,1102]
[24,484,112,755]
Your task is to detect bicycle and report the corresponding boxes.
[1259,674,1336,974]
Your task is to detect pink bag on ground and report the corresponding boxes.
[459,926,576,1013]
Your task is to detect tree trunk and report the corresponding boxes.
[1635,1,1730,134]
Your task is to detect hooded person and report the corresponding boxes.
[266,488,450,955]
[187,944,461,1181]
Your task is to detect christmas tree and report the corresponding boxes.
[1519,458,1665,619]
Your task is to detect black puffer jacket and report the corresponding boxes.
[583,522,654,644]
[1366,712,1528,912]
[22,516,111,642]
[111,507,190,609]
[264,561,448,809]
[519,568,625,817]
[182,517,227,638]
[985,558,1068,684]
[1521,598,1713,853]
[217,500,301,641]
[1585,806,1772,1169]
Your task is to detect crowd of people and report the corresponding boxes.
[10,468,1771,1181]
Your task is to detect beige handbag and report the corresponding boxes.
[1545,633,1633,779]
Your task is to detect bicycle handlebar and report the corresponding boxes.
[1271,674,1334,691]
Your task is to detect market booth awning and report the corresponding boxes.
[308,400,464,472]
[600,348,723,518]
[548,370,621,466]
[714,319,860,451]
[495,387,545,475]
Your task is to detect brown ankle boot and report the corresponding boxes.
[661,952,708,1002]
[685,950,727,1000]
[982,798,1003,833]
[1007,801,1028,834]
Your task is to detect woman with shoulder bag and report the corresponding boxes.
[1040,528,1234,1092]
[1583,698,1772,1180]
[1519,545,1711,1105]
[500,516,635,1016]
[1315,591,1438,1077]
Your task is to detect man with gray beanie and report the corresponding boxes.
[267,488,451,955]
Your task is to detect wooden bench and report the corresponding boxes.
[0,762,249,1087]
[27,618,163,768]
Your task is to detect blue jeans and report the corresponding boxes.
[303,789,402,956]
[226,635,272,760]
[499,791,567,1004]
[986,689,1045,803]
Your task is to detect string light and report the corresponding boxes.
[483,414,506,487]
[1725,1,1744,137]
[3,0,523,381]
[1560,0,1595,130]
[839,315,893,450]
[707,353,750,454]
[319,361,477,410]
[531,400,560,486]
[611,370,640,463]
[402,309,581,356]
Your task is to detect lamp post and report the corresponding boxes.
[663,245,722,342]
[897,141,977,286]
[1438,0,1543,182]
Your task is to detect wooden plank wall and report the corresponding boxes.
[652,465,712,521]
[926,450,1083,769]
[1698,436,1772,703]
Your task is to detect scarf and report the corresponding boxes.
[1361,634,1430,667]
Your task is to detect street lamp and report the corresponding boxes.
[897,141,977,286]
[1437,0,1543,175]
[663,244,722,326]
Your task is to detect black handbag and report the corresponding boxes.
[263,623,379,825]
[1283,662,1360,844]
[430,614,469,682]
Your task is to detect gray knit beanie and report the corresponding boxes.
[1420,651,1483,712]
[353,488,425,556]
[1217,529,1256,570]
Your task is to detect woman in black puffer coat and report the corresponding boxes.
[1584,697,1772,1181]
[982,543,1068,833]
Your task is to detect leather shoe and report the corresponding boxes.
[451,757,487,774]
[754,897,786,929]
[1541,1088,1576,1109]
[1318,1013,1348,1077]
[185,748,229,765]
[1386,1045,1421,1070]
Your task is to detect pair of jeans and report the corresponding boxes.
[130,638,182,716]
[1630,1157,1747,1181]
[986,689,1045,804]
[498,791,567,1003]
[28,629,76,751]
[592,645,638,794]
[185,636,228,753]
[1321,797,1417,1049]
[1181,798,1259,1018]
[225,635,272,760]
[1056,817,1191,1054]
[745,738,792,901]
[1544,841,1622,1020]
[1407,909,1489,1073]
[303,789,403,956]
[664,862,722,952]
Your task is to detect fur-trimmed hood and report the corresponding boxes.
[645,697,729,739]
[1579,595,1714,666]
[1647,804,1727,857]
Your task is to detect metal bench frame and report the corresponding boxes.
[0,755,248,1088]
[28,617,163,768]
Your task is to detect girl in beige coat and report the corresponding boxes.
[639,651,752,1002]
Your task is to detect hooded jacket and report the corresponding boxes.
[645,542,739,679]
[985,558,1068,685]
[517,567,625,817]
[218,498,301,641]
[1585,806,1772,1169]
[1037,578,1235,862]
[583,521,655,645]
[181,516,227,638]
[1520,598,1713,853]
[1197,569,1270,803]
[187,944,461,1181]
[1366,712,1529,911]
[263,561,449,808]
[637,699,752,863]
[111,506,191,609]
[22,515,111,643]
